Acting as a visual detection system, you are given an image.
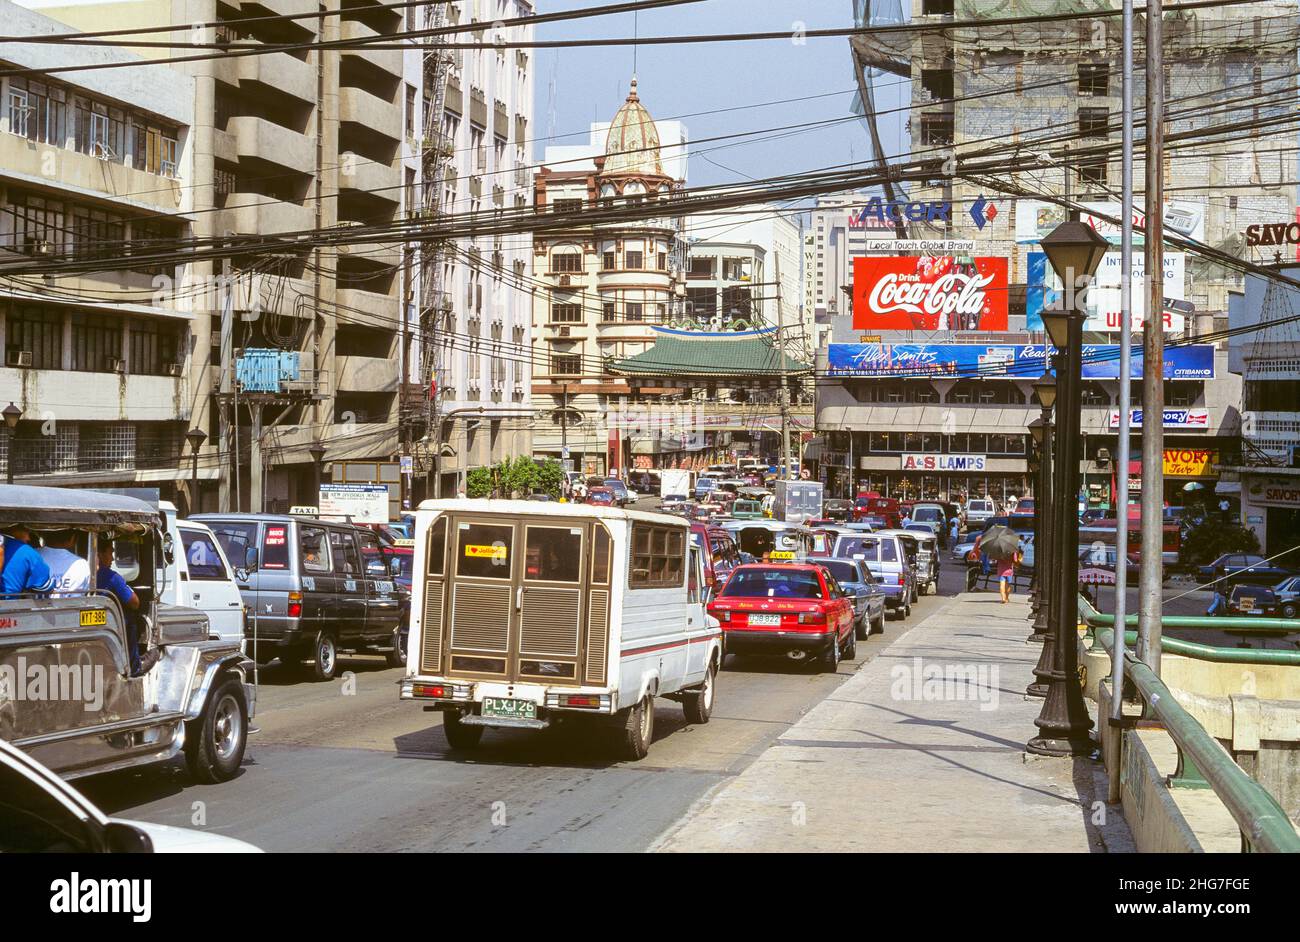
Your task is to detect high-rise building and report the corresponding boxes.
[0,0,197,492]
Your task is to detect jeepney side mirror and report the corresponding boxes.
[162,531,175,566]
[103,821,153,854]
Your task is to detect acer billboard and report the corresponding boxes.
[852,256,1009,331]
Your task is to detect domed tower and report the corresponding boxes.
[593,79,680,360]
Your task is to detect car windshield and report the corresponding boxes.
[835,536,889,562]
[720,567,824,599]
[816,560,859,584]
[913,508,943,522]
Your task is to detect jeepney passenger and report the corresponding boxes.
[96,535,153,675]
[40,529,91,597]
[2,525,55,596]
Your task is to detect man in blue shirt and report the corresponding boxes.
[96,535,149,675]
[2,526,55,596]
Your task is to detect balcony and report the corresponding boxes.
[338,156,400,203]
[338,355,400,392]
[339,86,401,142]
[337,239,403,268]
[242,0,319,25]
[469,87,487,128]
[340,19,402,77]
[0,369,186,423]
[336,286,400,327]
[217,192,314,237]
[214,43,315,103]
[493,99,509,139]
[228,116,315,175]
[444,77,463,115]
[0,134,183,213]
[514,114,527,143]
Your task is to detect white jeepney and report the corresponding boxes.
[400,500,721,759]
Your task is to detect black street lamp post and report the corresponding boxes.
[1027,220,1108,757]
[1027,368,1058,696]
[4,402,22,486]
[185,427,207,514]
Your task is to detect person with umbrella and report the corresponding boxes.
[976,524,1023,603]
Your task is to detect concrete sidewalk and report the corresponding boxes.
[654,592,1135,853]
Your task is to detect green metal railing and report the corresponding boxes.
[1078,601,1300,666]
[1078,598,1300,852]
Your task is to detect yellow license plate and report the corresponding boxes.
[80,609,107,627]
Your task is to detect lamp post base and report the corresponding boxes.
[1026,628,1055,697]
[1025,734,1096,758]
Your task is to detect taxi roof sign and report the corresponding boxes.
[289,505,319,517]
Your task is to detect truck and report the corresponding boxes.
[772,480,824,524]
[659,468,694,498]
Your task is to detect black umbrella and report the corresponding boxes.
[980,525,1021,561]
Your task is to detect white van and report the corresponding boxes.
[160,502,246,647]
[400,500,721,759]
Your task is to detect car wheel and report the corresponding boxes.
[682,663,716,725]
[819,633,840,672]
[184,675,248,784]
[1283,603,1298,620]
[386,625,409,668]
[311,631,338,681]
[854,613,869,640]
[614,692,655,760]
[871,610,885,635]
[842,628,857,660]
[442,709,484,750]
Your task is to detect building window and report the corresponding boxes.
[602,249,616,271]
[602,301,616,321]
[920,114,954,145]
[657,251,667,270]
[130,320,182,375]
[4,194,68,255]
[71,313,123,373]
[551,250,581,273]
[71,206,125,261]
[1079,64,1109,96]
[8,78,67,146]
[6,305,63,370]
[1077,157,1106,186]
[625,249,644,269]
[551,352,581,376]
[1078,107,1109,138]
[687,256,715,279]
[550,302,581,323]
[626,302,643,322]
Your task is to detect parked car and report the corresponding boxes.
[160,501,246,647]
[878,529,924,602]
[1226,585,1282,618]
[832,531,914,619]
[708,563,856,670]
[824,498,853,522]
[401,501,720,760]
[965,498,996,526]
[587,487,616,507]
[196,512,405,680]
[659,494,689,513]
[2,487,255,784]
[909,503,947,540]
[1196,554,1299,590]
[603,479,633,506]
[799,556,886,638]
[0,739,261,853]
[1271,575,1300,620]
[1077,544,1140,587]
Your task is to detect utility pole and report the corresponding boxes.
[219,255,233,512]
[1110,0,1137,747]
[776,254,792,480]
[1138,0,1165,673]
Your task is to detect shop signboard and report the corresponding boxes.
[1161,449,1219,478]
[900,454,988,472]
[1248,478,1300,508]
[826,343,1215,381]
[852,256,1009,331]
[1015,198,1206,245]
[318,484,390,523]
[1107,408,1210,429]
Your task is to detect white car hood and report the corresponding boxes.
[118,819,262,853]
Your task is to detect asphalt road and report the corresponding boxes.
[76,554,969,852]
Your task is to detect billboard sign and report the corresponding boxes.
[1107,408,1210,429]
[1162,449,1219,478]
[852,256,1009,330]
[826,343,1215,380]
[318,484,390,523]
[1027,251,1186,332]
[1015,199,1206,245]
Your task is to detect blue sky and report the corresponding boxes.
[533,0,907,188]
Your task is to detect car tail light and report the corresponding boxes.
[414,683,451,699]
[558,695,600,709]
[798,611,827,625]
[897,573,906,585]
[288,591,302,618]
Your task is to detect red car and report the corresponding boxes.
[690,522,741,591]
[707,563,856,670]
[853,496,900,528]
[587,487,615,506]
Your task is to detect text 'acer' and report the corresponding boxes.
[853,256,1009,330]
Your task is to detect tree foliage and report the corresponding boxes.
[463,457,565,500]
[1180,520,1260,566]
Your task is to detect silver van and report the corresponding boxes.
[195,513,405,681]
[832,530,914,619]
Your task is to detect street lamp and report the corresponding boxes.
[1027,372,1057,648]
[309,443,326,504]
[1028,222,1104,756]
[185,428,207,514]
[3,402,22,485]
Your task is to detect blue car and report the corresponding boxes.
[800,556,887,638]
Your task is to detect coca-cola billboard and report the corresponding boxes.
[852,256,1009,331]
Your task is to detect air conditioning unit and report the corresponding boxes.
[558,275,571,286]
[556,325,571,337]
[7,350,33,368]
[165,362,184,377]
[108,357,127,373]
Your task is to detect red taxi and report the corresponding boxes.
[707,563,856,671]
